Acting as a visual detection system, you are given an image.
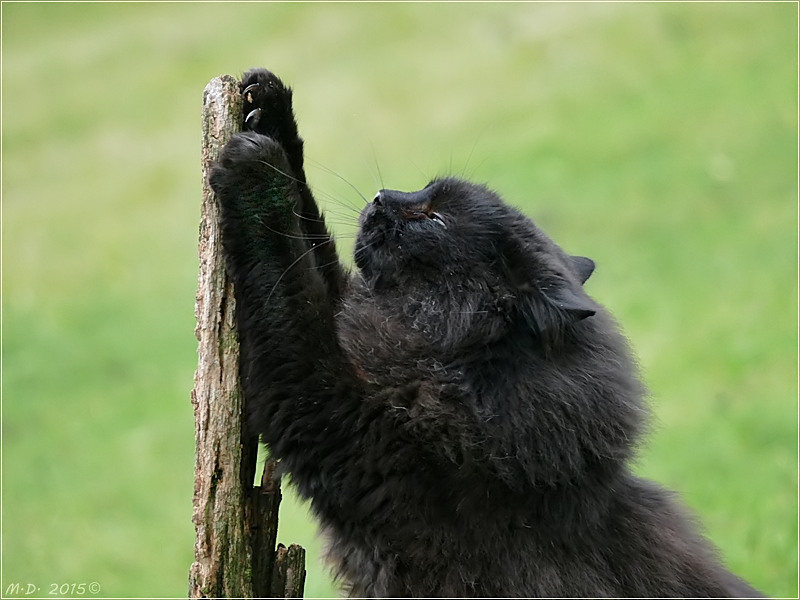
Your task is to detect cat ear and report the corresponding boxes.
[538,280,596,321]
[499,234,596,336]
[569,255,595,284]
[516,279,596,347]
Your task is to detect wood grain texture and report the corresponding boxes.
[188,74,305,599]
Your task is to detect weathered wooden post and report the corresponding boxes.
[189,75,305,599]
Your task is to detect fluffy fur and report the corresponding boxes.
[209,68,764,598]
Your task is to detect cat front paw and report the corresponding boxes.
[240,68,299,146]
[210,132,291,201]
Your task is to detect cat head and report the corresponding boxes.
[353,177,597,350]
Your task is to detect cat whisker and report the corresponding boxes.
[319,207,361,222]
[307,158,369,206]
[259,220,333,242]
[255,158,306,187]
[291,207,326,224]
[252,158,362,221]
[353,239,379,259]
[322,224,359,233]
[265,238,336,306]
[308,255,349,273]
[460,134,480,179]
[407,156,429,182]
[313,190,364,216]
[292,207,358,228]
[367,137,385,192]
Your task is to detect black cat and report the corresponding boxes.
[208,68,765,598]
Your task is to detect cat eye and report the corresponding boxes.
[403,209,447,229]
[430,212,447,229]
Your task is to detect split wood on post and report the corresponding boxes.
[189,74,306,599]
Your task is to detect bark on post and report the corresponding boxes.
[189,75,306,599]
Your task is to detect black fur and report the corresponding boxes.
[208,68,765,598]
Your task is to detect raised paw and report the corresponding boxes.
[240,68,300,148]
[209,131,298,231]
[210,132,291,195]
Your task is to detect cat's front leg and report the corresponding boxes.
[237,68,347,299]
[208,76,363,494]
[210,130,304,276]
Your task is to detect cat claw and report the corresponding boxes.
[243,82,259,103]
[245,108,262,127]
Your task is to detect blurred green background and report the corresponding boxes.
[2,3,796,598]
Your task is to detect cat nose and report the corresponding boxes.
[375,188,431,210]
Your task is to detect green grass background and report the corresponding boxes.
[2,3,797,598]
